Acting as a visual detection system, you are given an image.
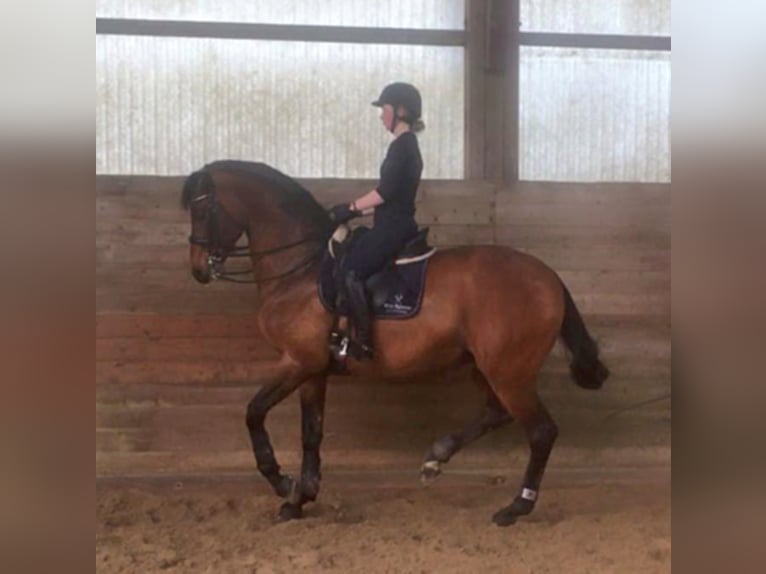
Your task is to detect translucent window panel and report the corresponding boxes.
[520,47,670,182]
[96,35,463,177]
[96,0,464,30]
[521,1,670,36]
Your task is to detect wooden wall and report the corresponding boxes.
[97,176,670,477]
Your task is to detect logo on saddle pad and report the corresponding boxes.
[383,293,412,313]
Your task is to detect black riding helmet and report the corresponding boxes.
[371,82,422,127]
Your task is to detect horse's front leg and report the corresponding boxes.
[279,375,327,520]
[245,361,309,500]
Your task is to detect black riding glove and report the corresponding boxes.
[328,203,360,224]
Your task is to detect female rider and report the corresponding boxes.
[329,82,425,359]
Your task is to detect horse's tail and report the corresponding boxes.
[559,282,610,390]
[180,167,215,210]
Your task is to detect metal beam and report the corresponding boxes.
[96,18,465,46]
[519,32,671,52]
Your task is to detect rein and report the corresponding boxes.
[210,240,325,284]
[188,189,327,285]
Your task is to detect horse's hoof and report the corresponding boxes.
[491,507,518,527]
[278,502,303,521]
[492,497,535,527]
[274,475,297,499]
[420,460,442,485]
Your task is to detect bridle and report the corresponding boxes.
[187,184,325,284]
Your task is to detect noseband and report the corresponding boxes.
[187,184,324,284]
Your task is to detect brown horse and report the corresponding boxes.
[182,160,609,526]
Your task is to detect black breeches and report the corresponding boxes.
[342,224,416,279]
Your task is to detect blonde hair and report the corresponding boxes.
[396,105,425,133]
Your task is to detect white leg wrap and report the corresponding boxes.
[521,488,538,501]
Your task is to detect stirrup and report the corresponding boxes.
[348,338,374,360]
[329,331,349,359]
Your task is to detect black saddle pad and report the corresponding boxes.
[317,228,431,320]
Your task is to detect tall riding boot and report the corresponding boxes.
[343,271,375,359]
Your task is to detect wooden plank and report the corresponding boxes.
[95,388,669,457]
[426,225,495,246]
[96,267,246,292]
[511,245,670,272]
[96,184,668,230]
[96,222,496,255]
[557,270,669,295]
[96,18,466,47]
[96,429,154,453]
[95,312,668,346]
[97,230,668,267]
[96,228,667,256]
[96,370,669,421]
[495,201,669,228]
[95,315,670,398]
[561,292,669,316]
[96,198,187,222]
[96,219,189,244]
[97,265,667,298]
[96,176,668,203]
[97,291,259,315]
[96,314,263,339]
[97,243,189,265]
[96,360,283,385]
[96,283,669,316]
[496,224,669,249]
[96,175,497,200]
[96,343,669,387]
[95,378,670,461]
[96,445,671,477]
[416,195,495,225]
[504,182,671,204]
[96,180,497,211]
[96,195,499,229]
[96,322,668,365]
[96,337,278,363]
[96,368,668,422]
[417,180,497,198]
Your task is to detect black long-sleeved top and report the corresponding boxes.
[374,132,423,230]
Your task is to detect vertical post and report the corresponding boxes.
[484,0,507,182]
[506,0,520,183]
[464,0,488,179]
[476,0,520,185]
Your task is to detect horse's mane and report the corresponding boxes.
[181,160,332,235]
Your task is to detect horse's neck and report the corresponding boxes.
[246,213,323,300]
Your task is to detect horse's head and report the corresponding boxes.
[181,170,247,284]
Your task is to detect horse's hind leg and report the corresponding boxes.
[420,371,513,484]
[489,382,558,527]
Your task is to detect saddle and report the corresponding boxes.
[318,225,436,320]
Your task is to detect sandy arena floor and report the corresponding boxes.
[97,468,670,574]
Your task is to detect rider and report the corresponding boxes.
[328,82,425,359]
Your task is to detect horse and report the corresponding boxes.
[181,160,609,526]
